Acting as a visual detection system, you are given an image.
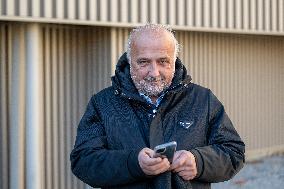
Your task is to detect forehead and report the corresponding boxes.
[131,30,175,57]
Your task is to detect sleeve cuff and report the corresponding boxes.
[190,149,204,179]
[127,149,147,179]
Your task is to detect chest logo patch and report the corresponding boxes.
[179,121,194,129]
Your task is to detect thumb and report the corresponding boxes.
[143,148,154,158]
[146,149,155,158]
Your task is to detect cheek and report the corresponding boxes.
[161,67,175,80]
[131,67,149,80]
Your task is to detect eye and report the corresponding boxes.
[137,59,149,66]
[138,60,147,64]
[160,59,169,64]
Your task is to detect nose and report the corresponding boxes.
[148,62,160,77]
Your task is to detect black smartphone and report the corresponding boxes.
[153,141,177,163]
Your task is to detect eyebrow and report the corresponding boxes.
[137,57,170,61]
[159,57,169,60]
[136,58,151,62]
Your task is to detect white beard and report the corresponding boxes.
[131,74,172,96]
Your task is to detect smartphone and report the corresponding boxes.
[153,141,177,163]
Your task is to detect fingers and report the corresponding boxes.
[170,151,187,170]
[177,170,196,181]
[138,148,197,178]
[140,155,163,166]
[172,150,183,163]
[143,148,155,157]
[173,165,195,173]
[170,150,198,181]
[141,158,170,175]
[138,148,171,175]
[139,148,163,162]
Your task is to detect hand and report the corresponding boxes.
[138,148,170,175]
[170,150,197,180]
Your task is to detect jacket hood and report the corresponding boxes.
[111,52,192,98]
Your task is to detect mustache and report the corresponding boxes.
[144,76,163,82]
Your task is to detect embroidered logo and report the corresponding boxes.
[179,121,194,129]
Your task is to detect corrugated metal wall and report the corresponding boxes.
[0,23,29,189]
[0,22,112,189]
[0,0,284,35]
[1,22,284,189]
[41,25,112,189]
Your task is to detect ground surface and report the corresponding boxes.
[212,155,284,189]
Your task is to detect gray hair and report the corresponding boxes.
[126,23,180,63]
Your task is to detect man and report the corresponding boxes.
[70,24,245,189]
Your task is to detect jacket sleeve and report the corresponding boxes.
[190,90,245,183]
[70,95,147,188]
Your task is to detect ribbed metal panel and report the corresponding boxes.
[110,27,131,72]
[1,0,284,35]
[0,22,112,189]
[0,23,10,189]
[0,23,28,189]
[41,25,112,189]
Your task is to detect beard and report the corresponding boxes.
[131,73,173,97]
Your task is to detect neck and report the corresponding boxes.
[150,96,158,104]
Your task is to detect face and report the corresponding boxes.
[130,30,176,97]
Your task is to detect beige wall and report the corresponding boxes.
[177,32,284,151]
[41,25,112,189]
[0,0,284,35]
[1,23,113,189]
[1,22,284,188]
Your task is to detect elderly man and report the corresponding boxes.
[70,24,245,189]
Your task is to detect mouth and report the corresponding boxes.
[147,80,161,85]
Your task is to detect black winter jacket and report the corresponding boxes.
[70,53,245,189]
